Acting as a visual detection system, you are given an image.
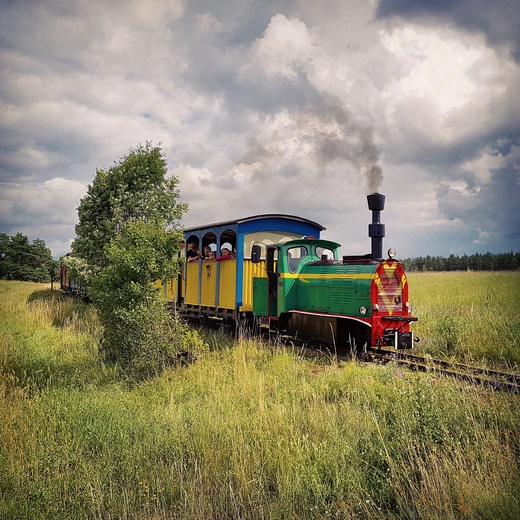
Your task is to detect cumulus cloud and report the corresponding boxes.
[0,0,519,258]
[436,142,520,241]
[378,25,520,162]
[250,14,320,79]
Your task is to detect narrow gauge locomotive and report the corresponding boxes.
[163,193,416,350]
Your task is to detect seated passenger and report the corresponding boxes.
[215,248,235,261]
[202,246,216,260]
[187,242,201,262]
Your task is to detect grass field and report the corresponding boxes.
[408,271,520,369]
[1,275,519,519]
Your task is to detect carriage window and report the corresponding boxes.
[287,246,308,273]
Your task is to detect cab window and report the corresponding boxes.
[287,246,308,273]
[315,246,335,261]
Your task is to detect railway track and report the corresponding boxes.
[260,330,520,392]
[365,347,520,392]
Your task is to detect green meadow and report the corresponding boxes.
[1,274,519,519]
[409,271,520,369]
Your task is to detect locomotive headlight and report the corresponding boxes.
[359,306,367,315]
[388,248,396,259]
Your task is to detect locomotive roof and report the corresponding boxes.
[280,238,341,249]
[184,214,326,233]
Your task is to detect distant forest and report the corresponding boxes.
[402,251,520,272]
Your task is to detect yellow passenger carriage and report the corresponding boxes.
[159,215,325,323]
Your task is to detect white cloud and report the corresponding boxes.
[250,14,320,80]
[250,110,344,162]
[195,12,222,33]
[378,24,520,156]
[0,178,86,224]
[380,26,481,113]
[232,162,264,186]
[460,142,520,185]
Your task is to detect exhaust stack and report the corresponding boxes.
[367,193,385,261]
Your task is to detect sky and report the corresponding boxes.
[1,0,519,260]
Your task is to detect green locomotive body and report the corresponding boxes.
[252,236,415,350]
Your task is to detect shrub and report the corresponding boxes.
[90,220,207,379]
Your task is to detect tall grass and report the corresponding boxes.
[0,282,106,392]
[1,279,519,519]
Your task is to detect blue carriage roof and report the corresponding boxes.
[184,214,326,233]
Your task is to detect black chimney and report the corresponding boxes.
[367,193,385,261]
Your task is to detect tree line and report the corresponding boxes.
[0,232,59,282]
[403,251,520,272]
[2,231,518,285]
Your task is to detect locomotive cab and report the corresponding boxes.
[251,238,341,319]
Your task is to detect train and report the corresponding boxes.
[162,192,417,350]
[61,193,416,350]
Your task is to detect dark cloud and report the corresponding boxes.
[435,139,520,247]
[376,0,520,61]
[171,2,284,89]
[0,177,86,257]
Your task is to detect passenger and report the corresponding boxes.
[187,242,201,262]
[215,247,235,261]
[202,246,216,260]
